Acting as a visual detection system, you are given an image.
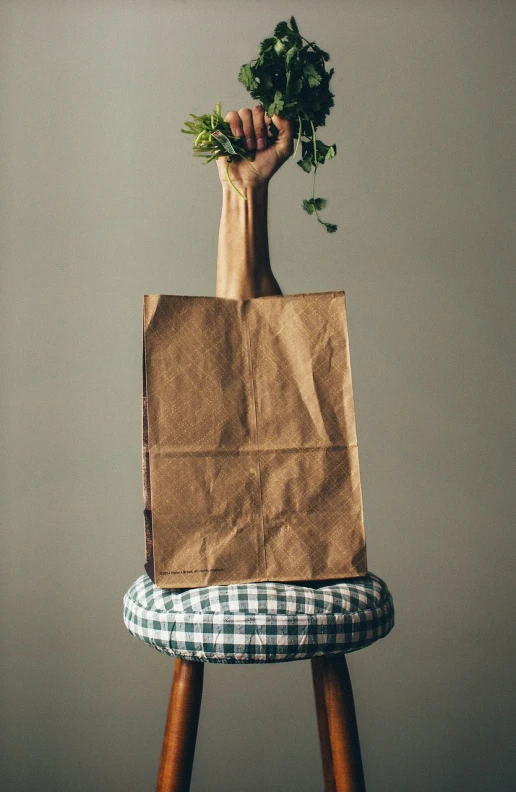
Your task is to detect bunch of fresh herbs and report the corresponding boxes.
[182,16,337,232]
[181,102,256,200]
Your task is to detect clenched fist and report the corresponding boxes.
[216,105,295,189]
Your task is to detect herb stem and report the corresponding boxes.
[310,120,317,206]
[310,120,326,228]
[203,151,220,164]
[292,116,302,160]
[225,160,247,201]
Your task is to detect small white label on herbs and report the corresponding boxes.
[212,130,237,155]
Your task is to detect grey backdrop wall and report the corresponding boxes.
[1,1,515,790]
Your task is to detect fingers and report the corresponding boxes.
[270,113,295,159]
[223,107,294,165]
[224,110,244,139]
[251,106,267,150]
[224,106,271,151]
[239,108,255,151]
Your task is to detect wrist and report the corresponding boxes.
[221,179,269,202]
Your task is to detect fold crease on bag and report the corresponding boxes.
[142,291,368,589]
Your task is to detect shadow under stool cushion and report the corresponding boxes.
[123,572,394,664]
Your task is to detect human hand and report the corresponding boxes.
[216,106,294,189]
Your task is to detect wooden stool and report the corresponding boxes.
[157,654,365,792]
[123,572,394,792]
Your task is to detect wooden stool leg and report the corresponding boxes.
[156,658,204,792]
[311,655,366,792]
[311,657,337,792]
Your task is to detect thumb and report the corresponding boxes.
[267,113,295,159]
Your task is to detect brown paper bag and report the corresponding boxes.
[142,291,368,588]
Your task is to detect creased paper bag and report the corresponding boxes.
[142,291,368,588]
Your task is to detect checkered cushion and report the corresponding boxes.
[123,572,394,664]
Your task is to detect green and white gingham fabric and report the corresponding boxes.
[123,572,394,664]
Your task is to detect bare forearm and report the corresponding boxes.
[216,185,282,300]
[215,105,293,299]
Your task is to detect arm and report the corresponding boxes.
[215,106,294,299]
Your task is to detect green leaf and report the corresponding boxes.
[274,38,285,55]
[297,156,313,173]
[313,197,327,210]
[302,199,315,214]
[287,76,303,97]
[274,21,289,38]
[303,63,322,88]
[268,90,284,117]
[285,45,299,67]
[258,36,276,55]
[238,63,257,91]
[290,16,299,34]
[325,223,338,233]
[314,141,337,164]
